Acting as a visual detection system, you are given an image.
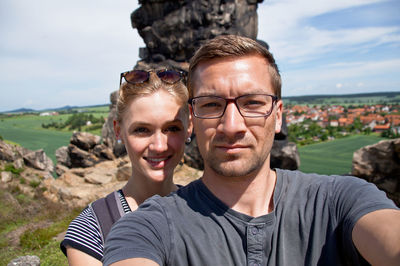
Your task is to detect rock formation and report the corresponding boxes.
[131,0,264,70]
[352,138,400,206]
[0,140,54,178]
[55,131,115,176]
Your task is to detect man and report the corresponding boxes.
[103,35,400,266]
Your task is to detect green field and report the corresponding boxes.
[0,109,108,163]
[298,134,385,175]
[0,115,73,163]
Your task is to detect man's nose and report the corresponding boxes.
[218,102,247,137]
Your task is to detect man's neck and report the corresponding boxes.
[201,165,277,217]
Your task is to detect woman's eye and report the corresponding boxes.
[166,126,182,132]
[132,127,150,134]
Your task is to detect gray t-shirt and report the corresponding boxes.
[103,169,398,266]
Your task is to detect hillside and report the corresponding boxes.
[283,91,400,105]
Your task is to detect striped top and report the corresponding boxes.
[60,189,131,261]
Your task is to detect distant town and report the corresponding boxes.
[284,103,400,145]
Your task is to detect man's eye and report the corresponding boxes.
[242,100,266,109]
[200,102,222,108]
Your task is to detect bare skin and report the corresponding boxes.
[352,209,400,266]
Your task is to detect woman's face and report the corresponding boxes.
[115,90,191,183]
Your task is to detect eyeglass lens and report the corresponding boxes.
[192,94,276,118]
[123,70,150,84]
[156,70,183,84]
[122,70,183,85]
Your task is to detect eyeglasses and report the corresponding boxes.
[189,94,278,119]
[120,69,185,86]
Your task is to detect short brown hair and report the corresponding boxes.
[188,35,281,98]
[116,71,189,123]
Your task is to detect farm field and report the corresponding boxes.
[298,134,385,175]
[0,108,108,163]
[0,115,73,163]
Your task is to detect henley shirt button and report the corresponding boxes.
[251,227,258,235]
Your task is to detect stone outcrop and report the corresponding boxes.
[0,140,54,177]
[132,0,264,70]
[55,132,115,176]
[7,255,40,266]
[352,138,400,206]
[43,158,202,207]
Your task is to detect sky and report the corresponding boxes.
[0,0,399,112]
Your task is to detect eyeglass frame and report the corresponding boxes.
[119,69,186,86]
[188,94,279,119]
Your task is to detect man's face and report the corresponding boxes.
[191,55,282,178]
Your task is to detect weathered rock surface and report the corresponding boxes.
[0,140,54,175]
[43,157,202,208]
[7,255,40,266]
[132,0,264,67]
[70,131,101,151]
[23,149,54,173]
[352,138,400,206]
[271,140,300,170]
[55,132,115,172]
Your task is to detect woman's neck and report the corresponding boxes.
[122,176,178,211]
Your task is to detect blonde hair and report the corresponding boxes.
[116,71,189,123]
[188,35,281,98]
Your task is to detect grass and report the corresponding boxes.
[298,134,385,175]
[0,188,81,266]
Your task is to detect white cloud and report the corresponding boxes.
[257,0,399,63]
[283,58,400,95]
[0,0,144,111]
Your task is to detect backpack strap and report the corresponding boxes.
[89,190,125,245]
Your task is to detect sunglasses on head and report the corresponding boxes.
[120,69,186,86]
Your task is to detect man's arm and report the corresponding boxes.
[111,258,159,266]
[352,209,400,266]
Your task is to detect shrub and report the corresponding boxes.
[3,163,24,175]
[29,180,41,188]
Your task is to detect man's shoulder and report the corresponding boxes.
[277,168,364,186]
[137,179,203,211]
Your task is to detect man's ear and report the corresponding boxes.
[275,100,283,134]
[187,104,194,138]
[186,110,193,138]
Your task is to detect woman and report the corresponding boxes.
[60,69,192,265]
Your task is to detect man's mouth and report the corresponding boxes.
[215,144,249,153]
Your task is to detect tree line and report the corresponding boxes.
[41,113,104,132]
